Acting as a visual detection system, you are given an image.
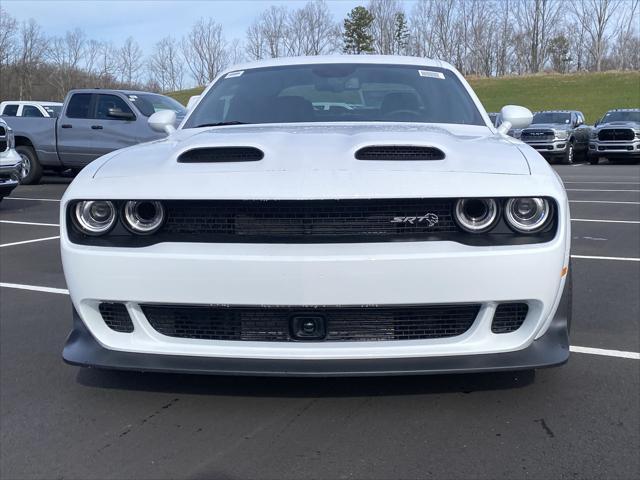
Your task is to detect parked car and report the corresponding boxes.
[588,108,640,164]
[61,55,571,377]
[0,101,63,118]
[519,110,590,164]
[3,89,186,184]
[0,119,23,203]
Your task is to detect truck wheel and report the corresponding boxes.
[561,141,574,165]
[16,146,42,185]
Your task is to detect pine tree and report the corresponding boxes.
[393,12,409,55]
[342,6,374,54]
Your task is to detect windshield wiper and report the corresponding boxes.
[195,121,250,128]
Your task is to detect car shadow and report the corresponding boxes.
[75,367,535,397]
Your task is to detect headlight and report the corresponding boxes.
[504,198,551,233]
[454,198,499,233]
[7,127,15,150]
[554,130,568,140]
[123,200,165,234]
[73,201,117,235]
[590,131,598,139]
[635,130,640,139]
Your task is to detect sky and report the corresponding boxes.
[2,0,394,54]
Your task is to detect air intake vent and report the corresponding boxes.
[355,146,445,161]
[178,147,264,163]
[491,302,528,333]
[99,302,134,333]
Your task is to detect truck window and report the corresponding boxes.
[1,104,18,116]
[96,94,135,120]
[22,105,44,117]
[66,94,93,119]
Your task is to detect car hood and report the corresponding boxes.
[597,121,640,129]
[95,123,530,179]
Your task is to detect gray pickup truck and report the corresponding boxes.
[2,89,186,184]
[519,110,591,164]
[588,109,640,164]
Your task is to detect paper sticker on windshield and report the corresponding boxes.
[128,95,138,101]
[419,70,445,79]
[225,71,244,78]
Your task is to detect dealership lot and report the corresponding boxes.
[0,164,638,480]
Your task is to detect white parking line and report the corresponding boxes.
[0,236,60,248]
[3,197,61,202]
[0,220,59,227]
[569,200,640,205]
[570,346,640,360]
[0,282,68,295]
[571,254,640,262]
[0,283,638,360]
[566,188,640,192]
[571,218,640,224]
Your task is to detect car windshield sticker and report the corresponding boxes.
[419,70,445,79]
[128,95,138,102]
[225,71,244,79]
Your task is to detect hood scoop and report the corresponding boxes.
[178,147,264,163]
[355,145,445,161]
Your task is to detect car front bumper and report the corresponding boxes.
[0,155,22,197]
[523,140,569,156]
[589,140,640,158]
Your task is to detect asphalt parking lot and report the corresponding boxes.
[1,164,638,480]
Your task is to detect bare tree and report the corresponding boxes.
[368,0,403,54]
[118,36,143,86]
[16,19,49,99]
[285,0,339,56]
[610,0,639,70]
[409,0,438,58]
[47,28,86,97]
[572,0,623,71]
[182,18,229,85]
[0,7,18,67]
[513,0,562,73]
[148,36,184,92]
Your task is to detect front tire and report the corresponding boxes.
[561,141,574,165]
[16,146,42,185]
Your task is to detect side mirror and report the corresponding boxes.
[497,105,532,135]
[148,110,177,135]
[186,95,200,111]
[107,108,135,120]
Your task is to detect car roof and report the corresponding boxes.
[533,110,580,114]
[225,55,448,72]
[0,100,62,106]
[605,108,640,112]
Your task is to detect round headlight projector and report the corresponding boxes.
[123,200,165,234]
[505,197,550,232]
[454,198,499,233]
[74,200,116,235]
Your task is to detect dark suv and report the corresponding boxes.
[519,110,591,164]
[589,109,640,164]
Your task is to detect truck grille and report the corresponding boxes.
[161,198,457,242]
[521,129,554,142]
[141,304,481,342]
[598,129,635,141]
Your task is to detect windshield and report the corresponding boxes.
[126,93,186,117]
[601,111,640,123]
[44,105,61,117]
[532,112,571,125]
[184,63,484,128]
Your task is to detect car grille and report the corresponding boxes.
[491,303,528,333]
[99,302,134,333]
[161,198,457,242]
[0,126,7,152]
[598,129,635,141]
[141,304,481,342]
[521,129,554,142]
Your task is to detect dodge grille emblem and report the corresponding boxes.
[390,213,439,226]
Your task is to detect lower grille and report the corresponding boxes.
[99,302,134,333]
[598,129,635,141]
[491,303,528,333]
[141,304,481,342]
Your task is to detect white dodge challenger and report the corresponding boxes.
[61,56,571,376]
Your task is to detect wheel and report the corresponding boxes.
[561,141,574,165]
[16,145,42,185]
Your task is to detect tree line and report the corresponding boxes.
[0,0,638,102]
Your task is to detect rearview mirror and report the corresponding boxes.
[186,95,200,111]
[107,108,135,120]
[497,105,532,135]
[148,110,177,135]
